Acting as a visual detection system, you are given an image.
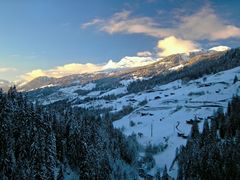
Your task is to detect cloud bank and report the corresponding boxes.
[22,63,102,81]
[82,7,240,41]
[177,7,240,40]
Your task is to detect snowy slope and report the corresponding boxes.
[112,66,240,178]
[39,65,240,178]
[26,64,240,178]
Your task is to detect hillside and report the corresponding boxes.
[113,66,240,177]
[37,64,240,178]
[22,48,240,178]
[2,1,240,179]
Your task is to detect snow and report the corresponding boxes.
[169,64,184,71]
[209,46,231,52]
[59,83,96,94]
[59,85,82,94]
[33,65,240,178]
[120,79,135,86]
[180,54,190,61]
[26,84,57,92]
[40,83,96,105]
[190,49,203,53]
[87,91,101,96]
[103,56,157,70]
[17,81,27,87]
[39,84,56,89]
[112,66,240,178]
[99,87,127,97]
[80,82,96,90]
[120,77,151,86]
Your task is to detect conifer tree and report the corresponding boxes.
[162,165,168,180]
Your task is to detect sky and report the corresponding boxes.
[0,0,240,81]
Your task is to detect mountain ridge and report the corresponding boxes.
[0,46,235,92]
[16,48,234,92]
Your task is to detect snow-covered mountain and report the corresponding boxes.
[21,47,239,100]
[18,49,231,92]
[209,45,231,52]
[0,46,232,93]
[103,56,157,70]
[18,76,56,90]
[2,47,238,178]
[18,73,108,92]
[33,67,240,178]
[22,47,240,178]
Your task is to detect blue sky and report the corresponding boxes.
[0,0,240,81]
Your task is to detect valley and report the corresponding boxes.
[14,48,240,178]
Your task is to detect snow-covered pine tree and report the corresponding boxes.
[162,165,169,180]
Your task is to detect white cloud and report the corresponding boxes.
[81,10,170,38]
[82,7,240,41]
[176,7,240,40]
[137,51,152,57]
[157,36,199,56]
[81,19,103,29]
[21,56,157,81]
[0,67,16,73]
[22,63,102,81]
